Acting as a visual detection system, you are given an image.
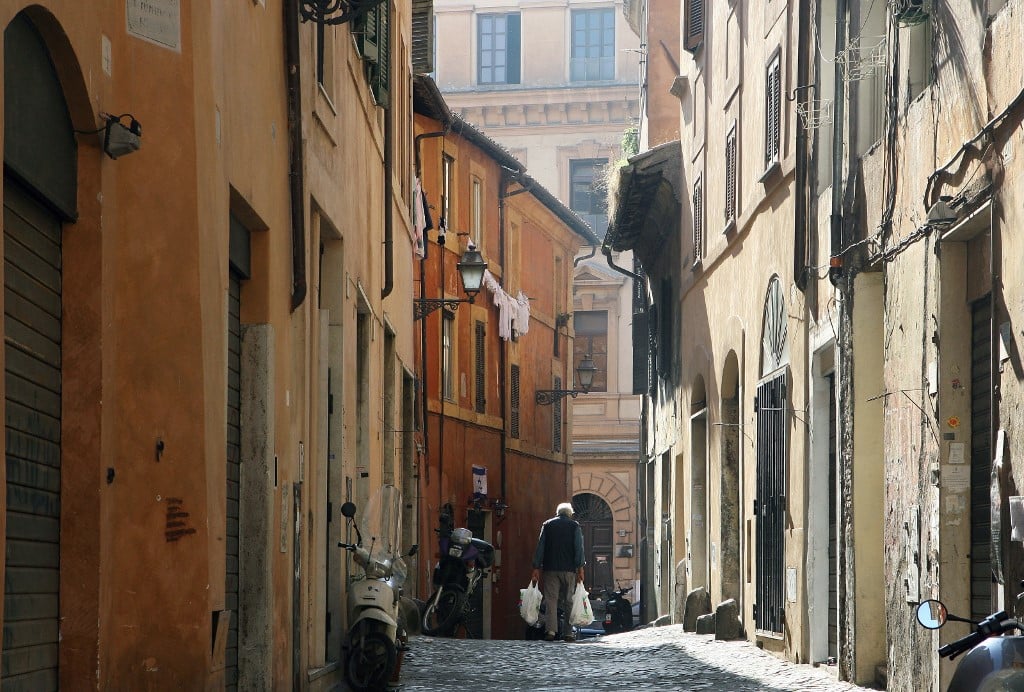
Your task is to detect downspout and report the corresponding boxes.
[794,0,810,290]
[828,0,849,285]
[285,0,307,312]
[573,244,598,267]
[382,83,394,299]
[601,244,642,281]
[498,171,509,503]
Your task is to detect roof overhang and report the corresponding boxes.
[604,141,682,268]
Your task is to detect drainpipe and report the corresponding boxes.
[573,244,598,267]
[498,172,509,503]
[794,0,810,290]
[382,90,394,299]
[601,244,642,281]
[285,0,307,312]
[828,0,849,285]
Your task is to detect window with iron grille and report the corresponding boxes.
[692,176,704,263]
[631,259,650,396]
[510,364,520,438]
[754,372,787,634]
[684,0,704,53]
[553,376,563,452]
[475,320,486,413]
[570,9,615,82]
[765,55,781,169]
[478,13,521,85]
[725,125,737,225]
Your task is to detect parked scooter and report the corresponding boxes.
[916,583,1024,690]
[593,583,634,634]
[421,508,494,636]
[339,485,417,691]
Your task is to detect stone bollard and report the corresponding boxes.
[673,560,688,624]
[695,612,717,635]
[682,586,711,632]
[714,599,743,640]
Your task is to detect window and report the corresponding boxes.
[317,25,336,98]
[570,9,615,82]
[441,154,453,231]
[570,159,609,235]
[684,0,705,53]
[478,13,521,85]
[472,178,482,251]
[574,311,608,392]
[510,365,520,439]
[356,0,390,108]
[692,176,704,263]
[442,313,455,401]
[765,55,781,169]
[725,125,737,225]
[475,320,486,413]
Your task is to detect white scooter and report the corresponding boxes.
[339,485,417,691]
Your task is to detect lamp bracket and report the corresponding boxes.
[299,0,385,26]
[414,297,471,321]
[535,389,584,406]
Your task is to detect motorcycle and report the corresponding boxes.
[421,509,494,636]
[916,584,1024,690]
[594,583,634,634]
[339,485,417,691]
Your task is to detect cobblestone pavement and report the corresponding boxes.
[397,625,875,691]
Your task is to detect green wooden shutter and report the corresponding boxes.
[358,2,390,108]
[506,13,521,84]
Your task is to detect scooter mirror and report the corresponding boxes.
[916,599,948,629]
[340,502,357,519]
[408,544,419,557]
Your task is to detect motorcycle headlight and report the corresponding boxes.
[365,559,390,580]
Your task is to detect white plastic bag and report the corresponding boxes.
[569,582,593,627]
[519,581,543,625]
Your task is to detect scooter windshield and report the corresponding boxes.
[359,484,402,565]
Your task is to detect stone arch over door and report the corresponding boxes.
[573,472,633,590]
[2,8,101,688]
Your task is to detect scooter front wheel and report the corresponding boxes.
[422,585,466,636]
[345,626,397,692]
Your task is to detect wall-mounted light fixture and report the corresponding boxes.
[469,495,509,519]
[414,243,488,320]
[535,354,598,405]
[103,113,141,159]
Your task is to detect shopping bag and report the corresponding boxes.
[519,581,543,625]
[569,583,593,627]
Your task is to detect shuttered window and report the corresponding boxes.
[411,0,434,74]
[357,1,391,108]
[478,13,521,84]
[475,320,486,413]
[766,55,781,169]
[510,365,520,438]
[553,376,563,452]
[692,176,704,263]
[725,125,737,225]
[684,0,704,52]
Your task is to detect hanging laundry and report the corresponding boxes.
[513,291,531,337]
[412,177,427,258]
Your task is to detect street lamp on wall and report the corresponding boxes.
[414,244,488,321]
[535,355,598,405]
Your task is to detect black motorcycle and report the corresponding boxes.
[421,510,494,637]
[594,584,634,634]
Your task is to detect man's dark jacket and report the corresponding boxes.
[533,515,584,572]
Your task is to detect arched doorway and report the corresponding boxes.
[2,12,78,688]
[573,493,613,590]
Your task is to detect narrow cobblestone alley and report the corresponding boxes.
[397,625,875,691]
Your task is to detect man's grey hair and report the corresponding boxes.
[556,502,574,517]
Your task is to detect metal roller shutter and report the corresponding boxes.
[2,179,62,691]
[225,272,241,690]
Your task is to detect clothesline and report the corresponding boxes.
[482,270,530,341]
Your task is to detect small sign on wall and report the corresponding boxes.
[127,0,181,51]
[472,465,487,498]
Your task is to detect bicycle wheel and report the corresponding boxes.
[345,626,396,691]
[421,584,466,636]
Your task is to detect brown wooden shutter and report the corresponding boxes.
[693,176,704,262]
[510,365,520,438]
[475,320,486,413]
[766,57,781,168]
[553,376,562,452]
[684,0,704,53]
[726,127,737,223]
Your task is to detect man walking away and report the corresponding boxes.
[531,502,585,642]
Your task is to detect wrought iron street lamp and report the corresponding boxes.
[414,244,488,321]
[535,354,598,405]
